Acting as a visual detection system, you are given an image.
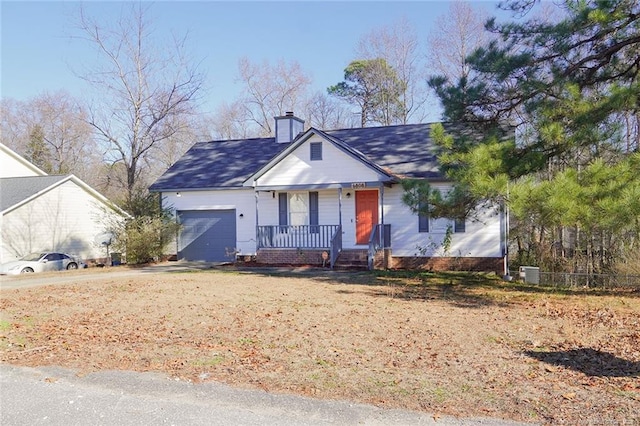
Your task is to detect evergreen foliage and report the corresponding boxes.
[425,0,640,273]
[328,58,407,127]
[26,124,53,173]
[111,192,181,264]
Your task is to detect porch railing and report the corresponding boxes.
[257,225,340,249]
[368,224,391,270]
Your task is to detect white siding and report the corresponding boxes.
[257,190,341,227]
[0,146,46,177]
[2,181,121,262]
[341,190,359,248]
[256,135,385,187]
[256,191,278,227]
[318,191,340,228]
[160,182,502,260]
[256,185,503,256]
[163,189,255,256]
[383,185,503,258]
[256,188,367,250]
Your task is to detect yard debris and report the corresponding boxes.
[1,270,638,425]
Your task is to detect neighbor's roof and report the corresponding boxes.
[0,175,130,217]
[0,175,67,212]
[149,122,492,192]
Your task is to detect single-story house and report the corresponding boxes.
[0,143,127,264]
[150,113,508,273]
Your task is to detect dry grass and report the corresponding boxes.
[1,268,639,425]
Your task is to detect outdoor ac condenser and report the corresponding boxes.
[519,266,540,284]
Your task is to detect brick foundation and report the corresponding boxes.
[256,249,329,266]
[389,256,504,274]
[256,248,503,273]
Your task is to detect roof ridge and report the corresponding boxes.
[200,136,276,144]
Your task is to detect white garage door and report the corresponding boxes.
[177,210,236,262]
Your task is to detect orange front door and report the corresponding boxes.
[355,190,378,245]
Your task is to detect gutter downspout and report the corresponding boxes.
[338,187,343,229]
[254,181,259,253]
[504,199,510,278]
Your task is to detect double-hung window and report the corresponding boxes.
[417,199,465,233]
[418,201,429,233]
[278,192,319,232]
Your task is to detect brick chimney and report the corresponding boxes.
[275,112,304,144]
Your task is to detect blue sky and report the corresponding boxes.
[1,1,499,120]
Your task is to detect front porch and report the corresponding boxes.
[255,224,391,270]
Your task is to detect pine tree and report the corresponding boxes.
[425,0,640,273]
[328,59,406,127]
[26,124,53,173]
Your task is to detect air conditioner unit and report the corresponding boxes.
[519,266,540,284]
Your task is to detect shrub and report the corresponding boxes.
[116,215,181,264]
[615,245,640,276]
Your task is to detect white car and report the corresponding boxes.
[0,252,86,275]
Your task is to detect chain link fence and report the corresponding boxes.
[510,270,640,289]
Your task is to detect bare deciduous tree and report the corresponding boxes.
[30,91,94,175]
[0,91,97,179]
[357,17,428,124]
[145,113,206,180]
[427,1,490,84]
[303,92,356,130]
[0,98,25,151]
[209,100,253,140]
[237,57,311,136]
[76,3,204,212]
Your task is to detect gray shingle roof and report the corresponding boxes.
[325,123,442,179]
[149,122,491,192]
[149,137,286,191]
[0,175,68,212]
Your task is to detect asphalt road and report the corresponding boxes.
[0,263,533,426]
[1,364,531,426]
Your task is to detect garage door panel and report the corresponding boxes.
[179,218,223,248]
[177,210,236,262]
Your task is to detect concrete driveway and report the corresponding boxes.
[0,261,361,290]
[0,261,220,290]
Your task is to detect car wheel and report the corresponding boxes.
[67,262,78,270]
[21,267,34,273]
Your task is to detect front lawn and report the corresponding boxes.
[1,268,638,424]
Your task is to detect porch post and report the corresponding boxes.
[380,185,384,225]
[380,184,389,269]
[254,185,259,248]
[338,187,343,228]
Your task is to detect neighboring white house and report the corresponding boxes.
[0,143,127,264]
[150,113,509,273]
[0,141,47,179]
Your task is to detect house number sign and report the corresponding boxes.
[351,182,366,189]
